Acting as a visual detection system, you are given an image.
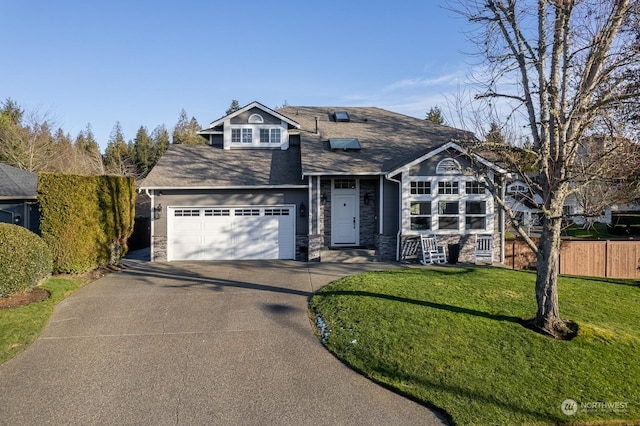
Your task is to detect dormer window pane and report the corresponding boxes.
[260,128,269,143]
[242,128,252,143]
[270,128,280,143]
[231,128,241,143]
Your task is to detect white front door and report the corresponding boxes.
[332,191,358,245]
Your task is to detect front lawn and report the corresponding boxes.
[309,267,640,425]
[0,277,84,364]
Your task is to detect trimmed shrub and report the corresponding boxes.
[0,223,53,297]
[38,173,135,274]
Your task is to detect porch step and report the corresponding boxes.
[320,248,380,263]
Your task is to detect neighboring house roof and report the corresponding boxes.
[277,106,476,176]
[140,144,304,189]
[0,163,38,200]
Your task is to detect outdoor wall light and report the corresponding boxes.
[364,193,372,205]
[154,203,163,220]
[320,193,327,203]
[13,215,21,225]
[299,202,306,218]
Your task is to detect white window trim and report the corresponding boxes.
[228,124,286,147]
[403,175,494,235]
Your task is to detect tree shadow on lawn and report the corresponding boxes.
[318,289,523,325]
[361,362,563,425]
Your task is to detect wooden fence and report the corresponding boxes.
[505,238,640,279]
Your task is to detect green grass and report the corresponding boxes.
[309,267,640,425]
[562,223,618,239]
[0,277,84,364]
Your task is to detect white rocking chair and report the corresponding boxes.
[474,234,494,264]
[420,234,447,265]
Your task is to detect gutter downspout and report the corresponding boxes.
[145,189,154,262]
[385,173,402,261]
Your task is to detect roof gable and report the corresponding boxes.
[387,141,507,177]
[203,101,300,131]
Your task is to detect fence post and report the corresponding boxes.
[605,240,608,278]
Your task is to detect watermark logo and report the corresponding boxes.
[561,398,629,416]
[561,399,578,416]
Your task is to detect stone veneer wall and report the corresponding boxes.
[320,180,331,246]
[152,236,167,262]
[398,233,502,264]
[296,235,316,261]
[307,234,322,261]
[377,234,398,261]
[359,180,377,248]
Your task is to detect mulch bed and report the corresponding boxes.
[0,287,51,309]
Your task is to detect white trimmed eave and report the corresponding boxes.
[207,101,301,129]
[302,171,386,177]
[386,141,508,177]
[0,195,38,200]
[197,129,223,135]
[138,184,308,191]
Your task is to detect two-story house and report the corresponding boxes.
[140,101,506,263]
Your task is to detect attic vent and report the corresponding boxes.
[436,158,462,174]
[330,138,361,151]
[334,111,350,122]
[248,113,264,124]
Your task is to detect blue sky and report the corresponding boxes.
[2,1,476,152]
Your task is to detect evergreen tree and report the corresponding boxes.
[425,106,447,125]
[104,122,135,175]
[172,109,204,145]
[485,122,505,145]
[151,124,170,163]
[133,126,153,176]
[225,99,241,115]
[0,98,24,125]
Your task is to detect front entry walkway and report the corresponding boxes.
[0,261,446,425]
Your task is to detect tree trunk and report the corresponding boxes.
[534,216,573,338]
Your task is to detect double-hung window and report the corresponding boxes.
[465,201,487,230]
[241,128,252,143]
[259,128,282,144]
[438,201,459,230]
[231,129,241,143]
[410,201,431,230]
[270,128,280,143]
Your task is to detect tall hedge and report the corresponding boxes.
[38,173,135,274]
[0,223,52,296]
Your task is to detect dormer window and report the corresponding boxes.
[436,158,462,174]
[248,113,264,124]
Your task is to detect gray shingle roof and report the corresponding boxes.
[141,144,304,188]
[278,106,475,175]
[141,105,477,189]
[0,163,38,199]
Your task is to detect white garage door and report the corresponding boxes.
[168,206,296,261]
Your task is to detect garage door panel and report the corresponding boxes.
[203,219,233,259]
[168,206,294,261]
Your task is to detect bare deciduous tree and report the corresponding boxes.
[454,0,639,337]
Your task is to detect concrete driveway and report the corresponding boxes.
[0,260,447,425]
